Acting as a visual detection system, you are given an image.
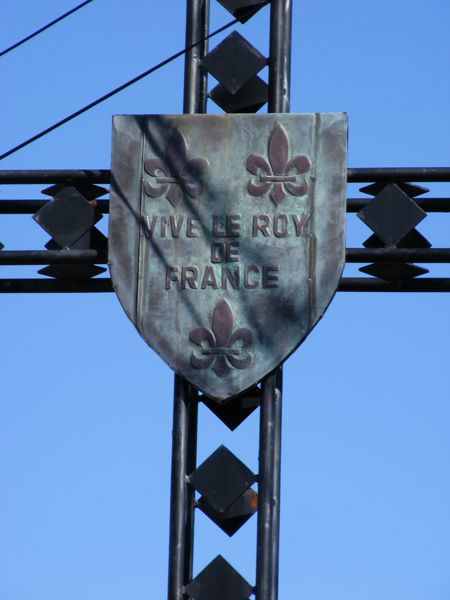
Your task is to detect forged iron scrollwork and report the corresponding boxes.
[144,128,208,207]
[246,123,310,206]
[190,299,253,377]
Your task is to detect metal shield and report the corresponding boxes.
[109,113,347,401]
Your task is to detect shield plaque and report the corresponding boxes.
[109,113,347,401]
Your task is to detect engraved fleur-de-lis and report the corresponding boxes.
[144,128,209,207]
[190,299,253,377]
[246,123,310,206]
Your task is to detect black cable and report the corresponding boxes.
[0,15,242,162]
[0,0,94,59]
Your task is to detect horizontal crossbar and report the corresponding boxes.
[1,278,449,293]
[0,248,449,265]
[0,167,450,185]
[1,197,449,214]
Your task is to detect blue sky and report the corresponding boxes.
[0,1,449,600]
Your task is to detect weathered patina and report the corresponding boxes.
[109,113,347,400]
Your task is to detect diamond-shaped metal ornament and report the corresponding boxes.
[38,264,106,280]
[186,555,252,600]
[189,445,255,513]
[42,183,108,200]
[198,488,257,536]
[363,229,431,249]
[357,184,427,246]
[201,385,260,430]
[359,182,429,198]
[33,187,97,248]
[45,227,108,251]
[217,0,269,23]
[359,262,429,282]
[210,76,268,113]
[201,31,266,94]
[395,228,431,249]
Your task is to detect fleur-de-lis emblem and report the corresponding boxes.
[144,128,208,207]
[246,123,311,206]
[190,299,253,377]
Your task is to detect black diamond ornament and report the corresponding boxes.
[357,184,427,246]
[359,262,429,282]
[363,229,431,249]
[33,187,96,248]
[201,31,266,94]
[210,76,268,113]
[189,445,255,513]
[186,555,252,600]
[42,183,108,200]
[198,488,258,536]
[217,0,269,23]
[38,264,106,280]
[395,228,432,249]
[362,234,385,248]
[201,385,260,430]
[359,182,429,198]
[0,242,4,251]
[46,228,108,251]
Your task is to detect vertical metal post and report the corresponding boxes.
[168,2,210,599]
[168,375,194,600]
[256,2,292,599]
[268,0,292,113]
[256,368,283,600]
[183,0,210,114]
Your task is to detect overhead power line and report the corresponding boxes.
[0,14,243,162]
[0,0,94,59]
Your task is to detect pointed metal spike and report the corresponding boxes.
[359,182,429,197]
[362,234,384,248]
[359,262,429,282]
[209,76,268,113]
[198,488,258,536]
[217,0,269,23]
[396,229,432,248]
[186,555,253,600]
[38,264,106,280]
[41,183,108,199]
[201,385,260,430]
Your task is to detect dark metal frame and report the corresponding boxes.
[0,2,449,599]
[167,2,209,598]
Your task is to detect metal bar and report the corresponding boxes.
[256,367,283,600]
[1,167,449,186]
[254,2,292,599]
[345,248,450,263]
[347,197,450,213]
[339,277,450,292]
[0,199,110,214]
[0,170,110,184]
[184,390,198,586]
[1,277,450,293]
[2,197,450,215]
[0,250,108,265]
[168,375,196,600]
[167,3,210,599]
[0,278,113,293]
[268,0,292,113]
[347,167,450,183]
[2,248,450,266]
[183,0,210,114]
